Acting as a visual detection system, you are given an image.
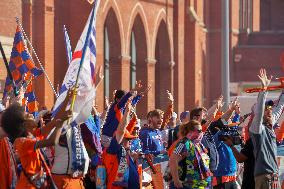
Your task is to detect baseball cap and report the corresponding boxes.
[180,111,189,121]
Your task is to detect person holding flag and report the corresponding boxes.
[51,0,103,188]
[1,88,72,189]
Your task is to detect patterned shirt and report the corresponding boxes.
[173,138,211,188]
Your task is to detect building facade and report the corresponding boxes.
[0,0,284,117]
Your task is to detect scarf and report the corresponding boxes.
[185,135,211,180]
[69,122,88,177]
[113,147,130,187]
[194,143,211,180]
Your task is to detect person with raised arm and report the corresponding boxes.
[249,68,284,189]
[1,89,72,189]
[102,99,140,188]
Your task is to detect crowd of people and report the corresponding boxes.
[1,68,284,189]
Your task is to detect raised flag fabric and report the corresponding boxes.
[63,25,72,65]
[23,73,38,117]
[52,0,100,177]
[4,26,42,97]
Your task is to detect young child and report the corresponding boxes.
[1,90,72,189]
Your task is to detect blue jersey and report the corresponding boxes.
[139,127,165,155]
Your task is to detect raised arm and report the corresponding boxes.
[117,81,143,109]
[40,89,73,137]
[272,90,284,125]
[249,68,272,134]
[35,90,72,149]
[161,90,174,130]
[203,95,223,129]
[221,97,238,122]
[115,99,132,144]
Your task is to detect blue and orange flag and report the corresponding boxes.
[4,26,42,116]
[23,73,39,116]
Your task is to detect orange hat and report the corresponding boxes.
[124,118,139,139]
[213,111,224,121]
[124,130,138,139]
[227,122,240,127]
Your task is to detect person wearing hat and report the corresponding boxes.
[249,69,284,189]
[130,118,142,153]
[102,100,140,188]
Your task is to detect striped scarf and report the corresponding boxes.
[113,147,130,187]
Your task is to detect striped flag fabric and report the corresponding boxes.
[53,0,99,123]
[63,25,72,65]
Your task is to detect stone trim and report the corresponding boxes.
[22,0,33,4]
[119,54,131,61]
[168,61,175,68]
[145,58,156,65]
[187,6,208,33]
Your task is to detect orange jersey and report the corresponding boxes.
[14,129,45,189]
[14,137,42,189]
[0,138,14,188]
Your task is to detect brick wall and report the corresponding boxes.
[0,0,22,96]
[0,0,22,37]
[1,0,283,116]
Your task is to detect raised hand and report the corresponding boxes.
[95,66,104,89]
[54,89,73,122]
[10,86,25,105]
[105,96,110,108]
[229,97,239,111]
[166,90,174,103]
[139,85,151,97]
[131,80,143,94]
[216,95,224,110]
[124,98,133,114]
[257,68,272,89]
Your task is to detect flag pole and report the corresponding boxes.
[0,42,19,96]
[15,18,59,98]
[70,2,97,111]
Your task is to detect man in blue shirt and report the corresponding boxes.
[139,109,167,156]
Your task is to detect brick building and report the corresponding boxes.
[0,0,284,117]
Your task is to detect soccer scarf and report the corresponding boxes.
[113,147,130,187]
[68,123,89,177]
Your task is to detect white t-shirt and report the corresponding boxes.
[52,127,89,176]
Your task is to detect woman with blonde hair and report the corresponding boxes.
[169,120,211,189]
